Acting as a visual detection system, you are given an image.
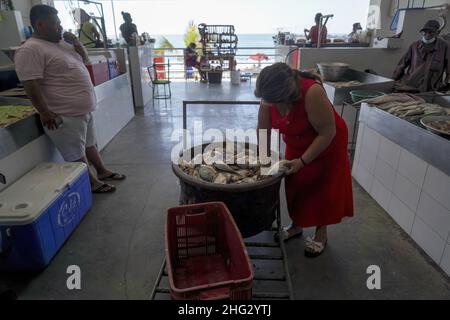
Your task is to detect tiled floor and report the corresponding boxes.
[1,81,449,300]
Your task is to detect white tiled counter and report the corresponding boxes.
[353,104,450,276]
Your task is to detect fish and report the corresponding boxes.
[213,161,238,174]
[198,165,218,182]
[214,173,229,184]
[179,159,194,171]
[191,154,204,166]
[236,169,252,177]
[402,108,424,117]
[267,160,292,176]
[238,176,259,184]
[230,174,244,183]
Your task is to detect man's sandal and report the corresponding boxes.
[100,173,126,181]
[282,223,304,242]
[304,237,327,258]
[92,183,116,194]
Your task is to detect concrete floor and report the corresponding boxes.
[1,81,450,300]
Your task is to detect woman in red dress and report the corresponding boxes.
[255,63,354,258]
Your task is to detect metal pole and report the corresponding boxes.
[111,0,118,41]
[99,3,107,49]
[317,17,323,49]
[183,101,187,150]
[149,258,166,300]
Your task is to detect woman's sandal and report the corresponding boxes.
[282,223,304,242]
[92,183,116,194]
[304,237,328,258]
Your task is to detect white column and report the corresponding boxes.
[368,0,397,37]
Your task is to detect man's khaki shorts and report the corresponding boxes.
[44,112,97,162]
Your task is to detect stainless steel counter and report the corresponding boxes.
[324,69,394,105]
[360,103,450,176]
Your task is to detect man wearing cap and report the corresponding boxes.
[393,20,450,92]
[348,23,363,43]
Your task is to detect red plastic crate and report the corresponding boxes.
[165,202,253,300]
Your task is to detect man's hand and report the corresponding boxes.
[63,32,80,45]
[40,110,59,130]
[285,159,305,175]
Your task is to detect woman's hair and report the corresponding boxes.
[254,62,322,104]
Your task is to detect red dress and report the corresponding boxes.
[270,78,354,228]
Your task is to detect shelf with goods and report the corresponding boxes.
[198,24,238,73]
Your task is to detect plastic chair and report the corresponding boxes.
[148,59,172,107]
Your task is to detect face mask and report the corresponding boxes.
[422,36,436,44]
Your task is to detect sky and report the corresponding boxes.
[54,0,371,37]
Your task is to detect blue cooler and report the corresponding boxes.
[0,163,92,272]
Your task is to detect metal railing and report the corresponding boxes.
[152,47,283,80]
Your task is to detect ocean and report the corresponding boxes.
[154,33,277,72]
[154,33,275,49]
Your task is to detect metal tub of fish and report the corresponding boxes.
[322,69,395,105]
[172,143,285,238]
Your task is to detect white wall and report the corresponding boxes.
[369,0,450,37]
[11,0,54,26]
[391,0,450,13]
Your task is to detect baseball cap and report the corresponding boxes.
[420,20,441,32]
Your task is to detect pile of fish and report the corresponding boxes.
[0,105,35,128]
[178,149,291,185]
[426,118,450,135]
[376,101,450,122]
[328,80,362,88]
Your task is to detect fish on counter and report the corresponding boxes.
[327,80,363,88]
[421,117,450,136]
[386,103,447,119]
[364,93,426,105]
[430,119,450,133]
[0,105,35,128]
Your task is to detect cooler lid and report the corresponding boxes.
[87,54,107,64]
[0,162,87,225]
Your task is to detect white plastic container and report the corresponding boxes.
[0,162,92,271]
[230,70,241,85]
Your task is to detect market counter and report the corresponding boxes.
[352,103,450,276]
[0,73,134,191]
[92,73,134,150]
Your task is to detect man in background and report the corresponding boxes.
[393,20,450,92]
[14,5,125,194]
[347,22,363,43]
[184,43,207,83]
